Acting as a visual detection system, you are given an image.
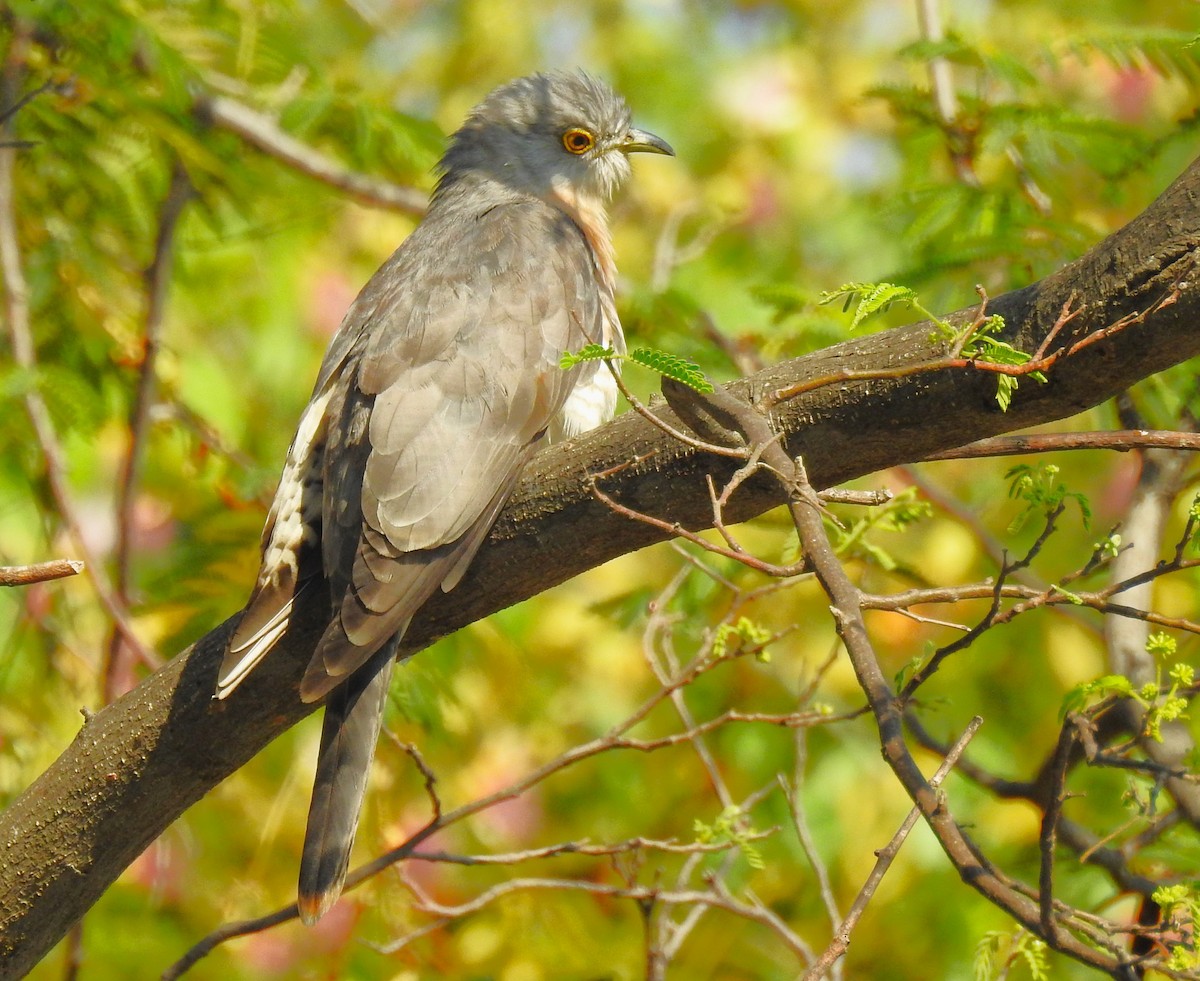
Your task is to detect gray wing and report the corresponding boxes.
[217,238,429,695]
[299,199,605,701]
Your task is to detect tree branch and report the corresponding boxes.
[193,92,429,217]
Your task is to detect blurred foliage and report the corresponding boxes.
[2,1,1200,979]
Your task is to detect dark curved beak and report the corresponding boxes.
[622,127,674,156]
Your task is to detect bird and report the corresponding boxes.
[213,71,673,924]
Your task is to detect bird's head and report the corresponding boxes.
[438,71,673,205]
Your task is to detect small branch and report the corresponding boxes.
[784,733,843,968]
[382,733,442,821]
[821,488,893,507]
[604,359,750,461]
[799,716,983,980]
[1007,145,1053,215]
[914,0,979,187]
[643,570,735,810]
[113,160,192,599]
[161,906,296,980]
[0,78,51,127]
[590,476,808,578]
[378,876,812,958]
[0,559,83,586]
[406,829,779,866]
[193,92,428,216]
[104,159,192,701]
[1038,720,1078,940]
[900,504,1066,695]
[922,429,1200,461]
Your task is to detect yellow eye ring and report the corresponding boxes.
[561,127,595,155]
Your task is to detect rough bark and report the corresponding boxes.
[1,155,1198,979]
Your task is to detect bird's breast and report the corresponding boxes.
[547,182,616,291]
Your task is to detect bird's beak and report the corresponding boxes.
[621,128,674,156]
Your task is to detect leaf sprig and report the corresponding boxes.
[560,344,714,394]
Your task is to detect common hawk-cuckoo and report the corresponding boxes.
[215,71,673,923]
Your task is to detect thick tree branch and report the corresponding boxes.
[1,153,1199,978]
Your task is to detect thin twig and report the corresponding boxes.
[0,559,83,586]
[643,569,735,810]
[784,732,842,974]
[1038,720,1077,941]
[922,429,1200,462]
[799,716,983,980]
[104,159,192,701]
[604,359,751,461]
[194,92,428,216]
[590,477,808,578]
[406,829,778,866]
[377,877,814,956]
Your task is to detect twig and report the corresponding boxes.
[378,876,815,956]
[899,503,1067,696]
[922,429,1200,462]
[193,92,428,216]
[821,488,893,507]
[651,202,716,292]
[914,0,979,187]
[644,570,740,810]
[799,716,983,980]
[161,906,296,980]
[1038,720,1078,941]
[113,160,192,598]
[784,732,842,976]
[0,78,51,127]
[381,730,442,821]
[906,716,1169,903]
[590,476,808,578]
[0,559,83,586]
[104,159,192,701]
[406,828,779,866]
[604,359,751,461]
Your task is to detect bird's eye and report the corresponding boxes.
[561,128,595,155]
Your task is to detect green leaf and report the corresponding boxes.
[559,343,616,369]
[628,348,714,393]
[820,281,921,330]
[560,344,714,393]
[1060,674,1136,717]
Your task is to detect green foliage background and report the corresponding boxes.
[1,1,1199,978]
